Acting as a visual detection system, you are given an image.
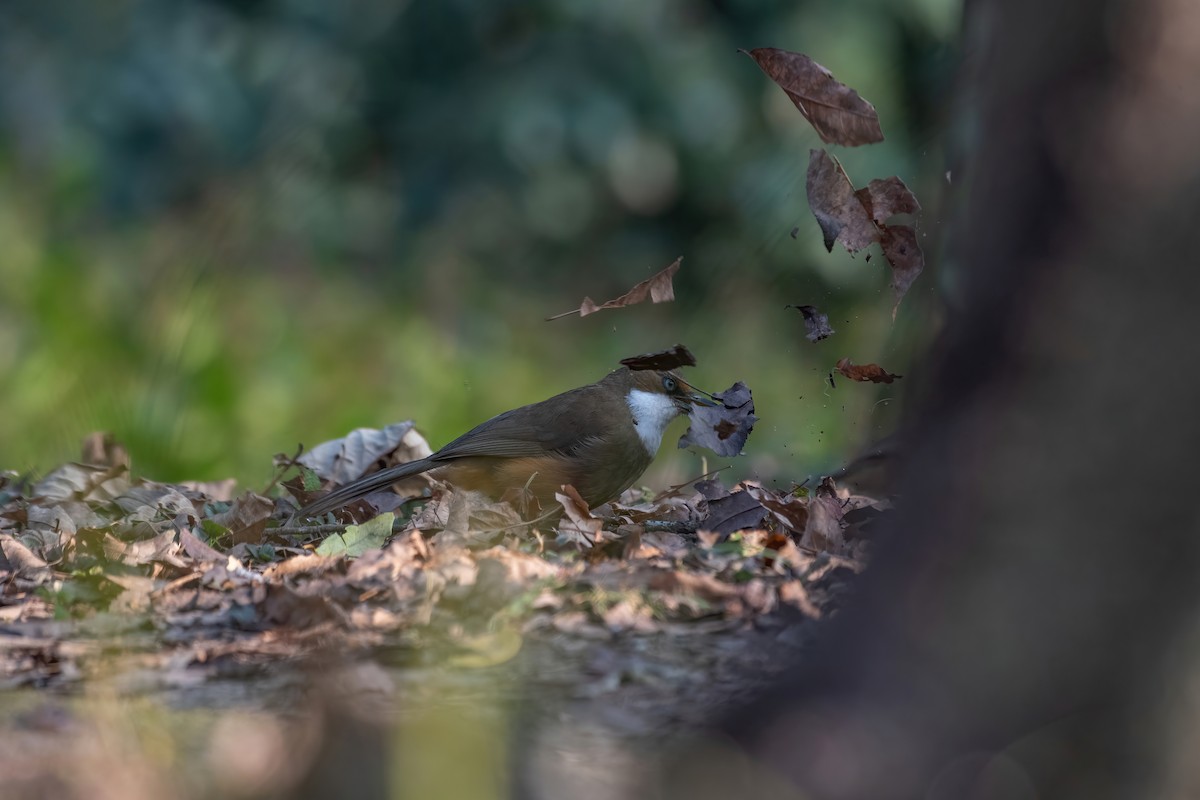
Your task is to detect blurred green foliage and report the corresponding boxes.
[0,0,958,489]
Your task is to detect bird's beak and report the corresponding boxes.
[676,378,719,411]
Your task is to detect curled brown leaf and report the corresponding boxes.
[620,344,697,371]
[835,358,902,384]
[678,382,757,457]
[806,149,925,312]
[547,257,681,321]
[556,485,603,547]
[742,48,884,146]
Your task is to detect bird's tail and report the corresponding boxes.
[295,458,438,519]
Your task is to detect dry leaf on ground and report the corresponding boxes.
[210,492,275,545]
[556,485,603,547]
[800,480,850,556]
[0,432,886,695]
[701,489,768,537]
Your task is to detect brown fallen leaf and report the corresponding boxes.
[261,583,344,628]
[647,569,742,603]
[32,462,129,505]
[421,487,526,548]
[806,149,925,311]
[178,478,238,503]
[744,485,810,534]
[179,527,227,564]
[0,535,52,581]
[835,358,902,384]
[555,485,603,547]
[701,487,768,537]
[800,478,849,555]
[678,382,757,457]
[786,304,835,342]
[210,491,275,545]
[79,432,130,471]
[102,528,188,569]
[619,344,697,371]
[778,580,822,618]
[547,257,681,321]
[742,47,884,146]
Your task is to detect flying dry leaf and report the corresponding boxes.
[880,226,923,307]
[807,149,877,253]
[806,149,925,311]
[678,382,757,457]
[835,358,902,384]
[856,176,921,223]
[620,344,697,371]
[786,305,835,342]
[547,257,681,321]
[742,48,884,146]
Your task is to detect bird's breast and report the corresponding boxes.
[624,389,680,455]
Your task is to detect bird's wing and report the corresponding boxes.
[296,383,617,519]
[433,384,612,460]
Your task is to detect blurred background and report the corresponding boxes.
[0,0,957,490]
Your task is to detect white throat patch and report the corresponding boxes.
[626,389,680,455]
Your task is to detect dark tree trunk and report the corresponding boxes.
[663,0,1200,796]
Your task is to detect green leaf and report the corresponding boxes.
[200,518,229,543]
[245,544,278,562]
[300,465,322,492]
[315,512,394,558]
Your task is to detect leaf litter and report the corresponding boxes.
[0,423,885,696]
[2,41,921,792]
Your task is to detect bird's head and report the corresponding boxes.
[604,367,717,455]
[625,368,716,412]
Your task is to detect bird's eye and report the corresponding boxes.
[662,376,677,392]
